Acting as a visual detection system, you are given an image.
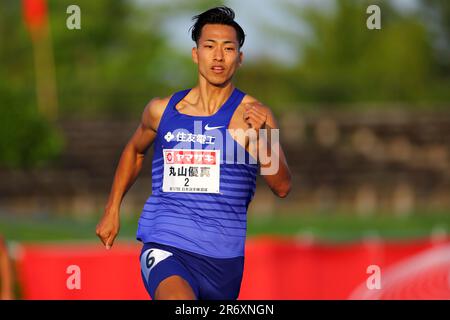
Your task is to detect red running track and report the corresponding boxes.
[14,236,450,299]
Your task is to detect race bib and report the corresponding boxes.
[162,149,220,194]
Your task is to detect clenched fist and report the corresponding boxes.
[243,103,267,131]
[96,208,120,250]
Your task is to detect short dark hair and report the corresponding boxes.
[190,6,245,49]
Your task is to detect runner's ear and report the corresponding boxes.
[238,51,243,66]
[192,47,199,65]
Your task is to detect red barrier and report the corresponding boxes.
[15,242,148,299]
[15,237,450,299]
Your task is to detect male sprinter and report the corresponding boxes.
[96,6,291,300]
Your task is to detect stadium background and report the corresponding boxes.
[0,0,449,299]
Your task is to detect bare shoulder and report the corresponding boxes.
[142,95,171,131]
[241,94,280,129]
[241,94,274,115]
[144,96,171,121]
[241,94,260,105]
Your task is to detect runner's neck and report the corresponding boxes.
[192,82,235,115]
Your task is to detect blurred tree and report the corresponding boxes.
[0,89,63,169]
[231,0,450,112]
[46,0,169,117]
[419,0,450,102]
[0,1,62,169]
[420,0,450,69]
[282,0,435,105]
[235,60,296,114]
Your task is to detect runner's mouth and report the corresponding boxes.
[211,66,225,73]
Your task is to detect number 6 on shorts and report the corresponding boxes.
[140,248,173,280]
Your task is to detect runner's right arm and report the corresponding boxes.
[96,97,166,249]
[0,236,13,300]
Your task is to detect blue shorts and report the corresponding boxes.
[139,242,244,300]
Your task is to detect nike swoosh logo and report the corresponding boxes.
[204,124,224,131]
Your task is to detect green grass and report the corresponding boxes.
[248,212,450,242]
[0,211,449,243]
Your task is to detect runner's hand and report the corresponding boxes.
[243,103,267,131]
[96,208,120,250]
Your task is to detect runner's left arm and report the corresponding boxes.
[243,103,292,198]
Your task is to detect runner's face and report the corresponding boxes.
[193,24,243,87]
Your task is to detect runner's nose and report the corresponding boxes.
[213,48,224,61]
